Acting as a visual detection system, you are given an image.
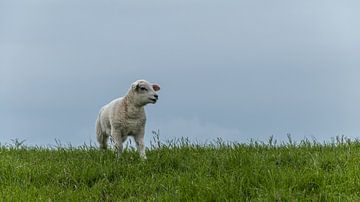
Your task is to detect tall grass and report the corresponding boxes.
[1,136,360,201]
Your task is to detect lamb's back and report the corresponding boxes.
[100,97,125,125]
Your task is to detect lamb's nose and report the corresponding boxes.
[154,94,159,99]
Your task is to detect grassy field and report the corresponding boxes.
[1,136,360,201]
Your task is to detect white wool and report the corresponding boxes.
[95,79,160,159]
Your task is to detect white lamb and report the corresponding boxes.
[95,79,160,159]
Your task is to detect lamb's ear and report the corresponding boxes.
[152,84,160,91]
[132,82,140,91]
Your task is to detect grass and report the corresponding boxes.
[1,136,360,201]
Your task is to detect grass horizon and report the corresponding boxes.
[2,133,358,149]
[1,135,360,201]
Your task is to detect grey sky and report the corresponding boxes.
[1,0,360,146]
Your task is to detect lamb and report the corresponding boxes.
[95,79,160,159]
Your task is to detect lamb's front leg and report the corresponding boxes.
[135,128,147,160]
[111,127,123,158]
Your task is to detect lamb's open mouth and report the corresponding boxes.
[149,98,157,103]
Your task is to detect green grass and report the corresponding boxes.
[1,136,360,201]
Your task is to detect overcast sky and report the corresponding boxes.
[1,0,360,146]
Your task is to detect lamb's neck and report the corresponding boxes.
[123,95,145,119]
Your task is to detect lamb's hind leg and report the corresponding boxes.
[96,115,108,150]
[97,133,109,150]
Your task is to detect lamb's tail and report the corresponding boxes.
[96,108,109,150]
[95,110,103,138]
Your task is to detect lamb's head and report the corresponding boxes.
[129,80,160,106]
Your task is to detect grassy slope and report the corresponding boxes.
[1,138,360,201]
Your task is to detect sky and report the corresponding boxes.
[1,0,360,147]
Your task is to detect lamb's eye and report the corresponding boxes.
[140,87,147,91]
